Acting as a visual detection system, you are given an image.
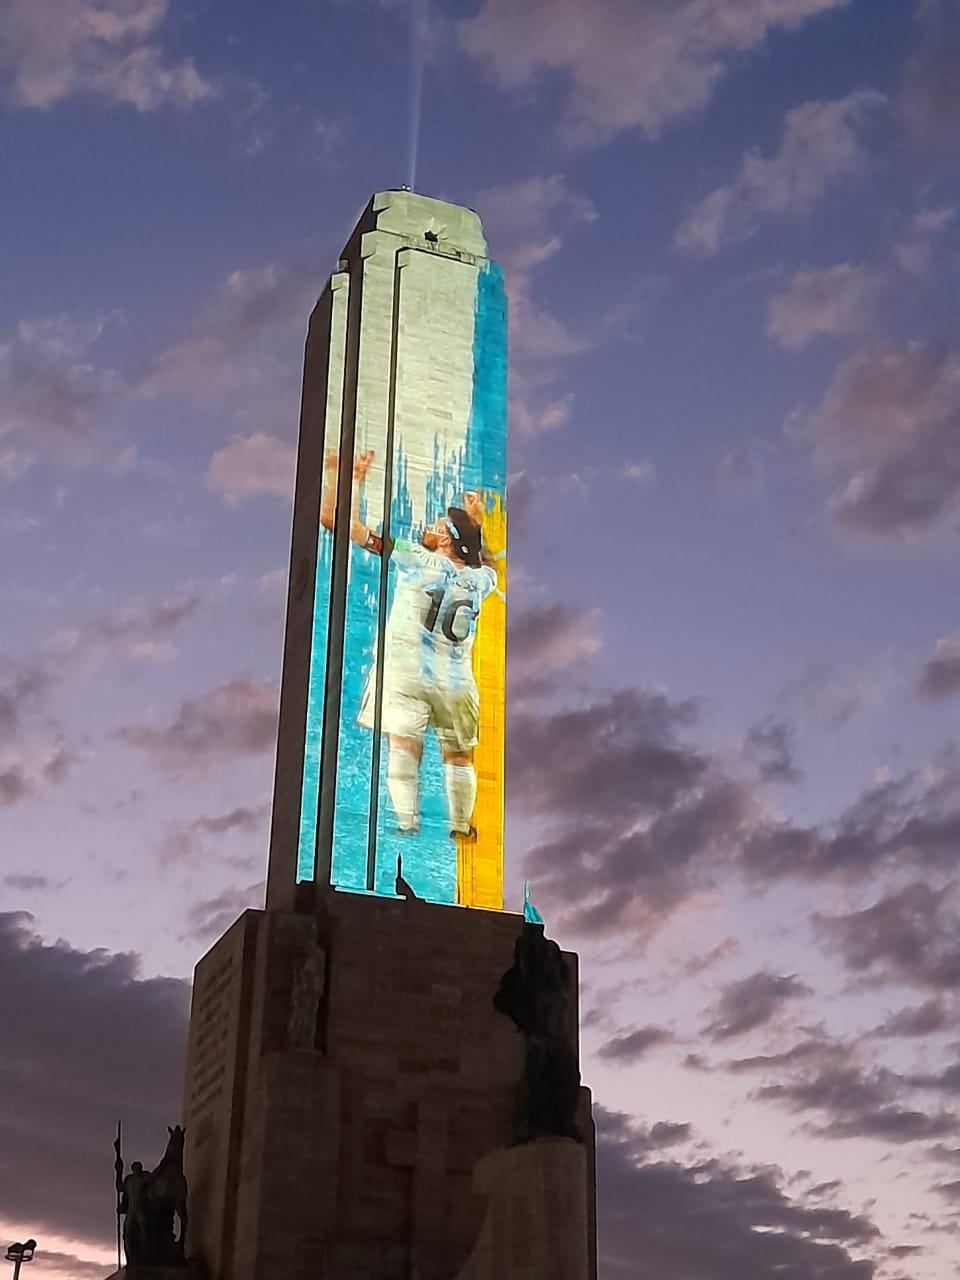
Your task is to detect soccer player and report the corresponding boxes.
[320,448,497,840]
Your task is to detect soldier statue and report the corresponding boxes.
[494,920,582,1143]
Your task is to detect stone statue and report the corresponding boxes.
[114,1124,189,1269]
[288,942,326,1050]
[494,922,581,1143]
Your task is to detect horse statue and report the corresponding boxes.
[148,1124,189,1265]
[116,1123,189,1269]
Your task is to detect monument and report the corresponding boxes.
[164,190,595,1280]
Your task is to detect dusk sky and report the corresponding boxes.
[3,0,960,1276]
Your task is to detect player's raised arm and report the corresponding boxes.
[461,491,484,526]
[320,449,383,553]
[349,449,384,552]
[461,491,498,570]
[319,450,339,532]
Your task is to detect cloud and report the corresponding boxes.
[460,0,853,144]
[678,937,740,981]
[508,688,761,937]
[208,432,296,504]
[508,384,575,437]
[0,746,78,807]
[49,592,200,662]
[116,677,278,770]
[808,343,960,540]
[872,997,950,1039]
[0,312,123,449]
[41,741,80,784]
[596,1107,879,1280]
[0,763,32,806]
[598,1025,674,1064]
[476,175,594,367]
[1,263,313,468]
[506,602,602,707]
[675,92,884,256]
[716,440,772,503]
[756,1054,954,1144]
[767,265,883,349]
[917,631,960,699]
[743,754,960,885]
[743,716,801,784]
[3,871,53,891]
[0,659,77,806]
[0,0,212,110]
[899,0,960,145]
[597,1109,693,1156]
[184,879,264,940]
[0,661,54,742]
[729,1035,839,1075]
[0,912,188,1248]
[703,971,811,1041]
[477,173,596,244]
[160,804,269,861]
[777,661,874,727]
[476,175,595,436]
[621,460,655,487]
[733,1028,955,1144]
[28,1250,108,1279]
[908,1060,960,1097]
[815,883,960,992]
[192,806,267,837]
[893,206,955,277]
[139,263,316,404]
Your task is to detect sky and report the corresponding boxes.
[2,0,960,1276]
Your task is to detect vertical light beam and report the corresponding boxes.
[407,0,428,191]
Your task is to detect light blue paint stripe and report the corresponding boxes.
[296,530,332,882]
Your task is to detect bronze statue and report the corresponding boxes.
[494,921,582,1143]
[114,1124,189,1269]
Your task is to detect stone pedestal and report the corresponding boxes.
[182,889,594,1280]
[455,1139,590,1280]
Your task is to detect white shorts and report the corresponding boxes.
[358,668,480,753]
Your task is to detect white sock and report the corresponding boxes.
[387,747,420,831]
[445,763,477,833]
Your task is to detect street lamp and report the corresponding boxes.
[4,1241,36,1280]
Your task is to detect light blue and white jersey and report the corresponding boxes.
[385,540,497,688]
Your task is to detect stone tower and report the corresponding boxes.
[179,191,596,1280]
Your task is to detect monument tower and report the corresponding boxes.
[178,191,596,1280]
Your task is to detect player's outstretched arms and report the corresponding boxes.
[349,449,383,552]
[461,490,499,570]
[319,450,339,531]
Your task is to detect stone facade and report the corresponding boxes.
[455,1140,591,1280]
[183,889,595,1280]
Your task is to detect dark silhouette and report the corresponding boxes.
[114,1124,189,1268]
[494,922,581,1143]
[395,854,419,899]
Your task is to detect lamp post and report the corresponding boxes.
[4,1241,36,1280]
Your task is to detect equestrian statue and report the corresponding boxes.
[114,1123,189,1270]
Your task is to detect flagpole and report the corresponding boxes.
[114,1120,123,1273]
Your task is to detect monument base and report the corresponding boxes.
[455,1138,590,1280]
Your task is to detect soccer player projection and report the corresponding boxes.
[267,191,507,911]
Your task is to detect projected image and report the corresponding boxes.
[295,244,507,908]
[344,449,498,843]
